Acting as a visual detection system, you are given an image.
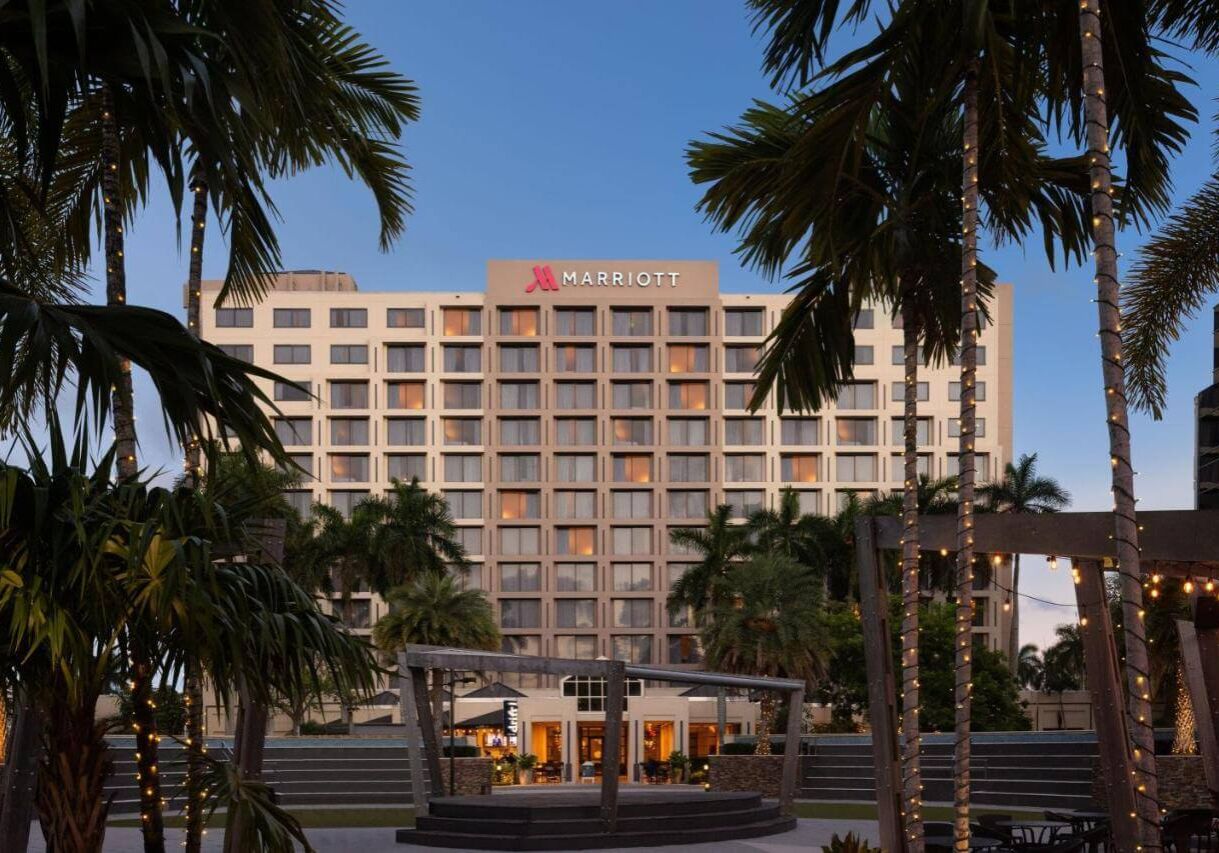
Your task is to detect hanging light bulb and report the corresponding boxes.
[1184,578,1195,595]
[1048,556,1059,572]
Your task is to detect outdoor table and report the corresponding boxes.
[1063,810,1110,832]
[998,820,1074,846]
[925,834,1002,850]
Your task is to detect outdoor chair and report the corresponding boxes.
[1163,809,1219,852]
[978,815,1016,845]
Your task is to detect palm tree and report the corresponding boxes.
[666,504,752,625]
[1016,644,1045,691]
[1041,625,1085,731]
[978,453,1070,664]
[700,553,828,755]
[373,573,502,738]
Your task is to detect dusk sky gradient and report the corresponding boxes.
[93,1,1219,651]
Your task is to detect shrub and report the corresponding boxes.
[516,752,538,770]
[822,833,878,853]
[722,740,785,755]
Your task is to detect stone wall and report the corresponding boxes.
[1091,755,1212,811]
[708,755,784,798]
[439,757,494,796]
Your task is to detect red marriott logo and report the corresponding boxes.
[525,265,559,293]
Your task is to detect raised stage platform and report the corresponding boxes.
[395,788,797,850]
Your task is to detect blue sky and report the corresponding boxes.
[101,1,1219,650]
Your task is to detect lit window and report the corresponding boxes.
[443,308,481,336]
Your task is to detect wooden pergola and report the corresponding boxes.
[396,645,807,830]
[855,509,1219,853]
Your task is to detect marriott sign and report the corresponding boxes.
[526,264,681,293]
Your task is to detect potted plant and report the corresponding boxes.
[668,750,689,784]
[516,752,538,785]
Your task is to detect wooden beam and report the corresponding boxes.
[410,666,444,799]
[601,659,625,831]
[1178,620,1219,810]
[405,646,613,678]
[399,656,429,813]
[1073,560,1140,853]
[779,688,805,816]
[855,517,906,853]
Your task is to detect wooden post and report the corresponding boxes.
[1073,560,1140,853]
[400,655,430,812]
[601,659,625,831]
[411,666,444,799]
[717,687,728,753]
[855,517,905,853]
[1177,620,1219,809]
[0,691,41,853]
[779,688,805,815]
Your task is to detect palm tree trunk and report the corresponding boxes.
[130,639,165,853]
[35,682,112,853]
[1007,553,1021,666]
[224,683,268,853]
[954,57,981,853]
[900,298,924,853]
[1077,3,1159,846]
[754,694,775,756]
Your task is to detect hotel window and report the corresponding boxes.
[726,490,765,519]
[890,454,932,482]
[890,417,932,446]
[613,454,652,483]
[329,381,368,410]
[891,345,907,366]
[612,344,653,373]
[387,307,425,328]
[668,381,709,410]
[612,599,652,628]
[781,418,820,445]
[274,381,311,402]
[499,380,539,410]
[669,308,709,336]
[556,381,595,409]
[725,381,756,410]
[725,453,765,482]
[273,308,310,328]
[891,381,929,402]
[725,308,763,336]
[500,490,540,520]
[557,562,597,592]
[555,454,595,482]
[274,417,312,446]
[500,453,540,482]
[781,454,820,483]
[499,344,539,373]
[853,309,875,330]
[455,563,482,591]
[329,417,369,446]
[555,417,596,446]
[444,418,481,446]
[443,454,482,483]
[443,490,482,520]
[500,417,540,445]
[330,344,368,365]
[794,490,820,514]
[554,307,595,335]
[330,308,367,328]
[948,417,986,438]
[836,453,878,482]
[725,417,764,445]
[283,453,314,478]
[556,526,596,556]
[611,526,651,555]
[612,635,653,664]
[215,307,252,327]
[854,345,874,366]
[669,636,703,665]
[555,344,595,373]
[328,454,369,483]
[273,344,310,364]
[612,490,653,519]
[387,454,426,481]
[668,417,708,446]
[949,381,987,401]
[613,562,652,592]
[502,635,540,657]
[386,381,425,409]
[386,344,425,372]
[606,381,651,410]
[442,307,481,336]
[612,308,653,336]
[556,636,598,659]
[500,562,540,592]
[218,344,253,362]
[386,417,426,446]
[613,417,653,446]
[669,533,702,556]
[337,599,371,631]
[668,489,708,519]
[836,382,877,410]
[667,344,709,374]
[500,599,540,629]
[554,490,596,519]
[836,417,877,446]
[444,382,482,409]
[455,526,483,555]
[500,527,540,557]
[284,491,312,517]
[556,599,596,629]
[950,346,986,366]
[669,454,709,483]
[499,307,539,336]
[444,345,482,373]
[667,562,693,589]
[724,345,760,373]
[947,453,991,481]
[329,490,369,518]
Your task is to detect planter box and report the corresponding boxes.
[1091,755,1211,811]
[708,755,784,798]
[439,757,494,796]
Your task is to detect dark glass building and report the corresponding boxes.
[1198,306,1219,509]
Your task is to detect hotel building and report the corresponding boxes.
[196,260,1015,682]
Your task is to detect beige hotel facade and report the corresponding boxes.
[196,260,1015,682]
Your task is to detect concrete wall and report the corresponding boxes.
[1019,689,1093,731]
[708,755,784,798]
